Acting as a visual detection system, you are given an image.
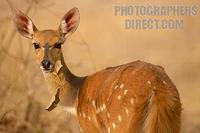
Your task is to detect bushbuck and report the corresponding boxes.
[13,7,181,133]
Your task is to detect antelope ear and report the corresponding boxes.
[13,10,37,39]
[58,8,80,37]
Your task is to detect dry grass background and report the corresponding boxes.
[0,0,200,132]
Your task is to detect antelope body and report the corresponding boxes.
[13,7,181,133]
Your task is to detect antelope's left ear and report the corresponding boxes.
[58,8,80,37]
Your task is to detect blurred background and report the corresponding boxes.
[0,0,200,133]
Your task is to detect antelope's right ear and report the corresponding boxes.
[58,8,80,37]
[13,10,37,39]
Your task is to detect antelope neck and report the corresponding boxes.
[43,54,86,111]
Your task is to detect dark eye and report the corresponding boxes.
[54,43,62,49]
[33,43,40,49]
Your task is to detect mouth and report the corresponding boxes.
[40,65,54,73]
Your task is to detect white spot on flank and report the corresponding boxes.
[103,104,106,110]
[107,112,110,118]
[96,108,100,113]
[114,85,118,90]
[108,127,111,133]
[118,115,122,122]
[83,113,86,118]
[124,107,129,115]
[124,89,128,95]
[147,81,151,85]
[130,98,134,104]
[112,123,116,129]
[120,83,124,88]
[118,95,121,100]
[100,106,104,112]
[163,80,167,84]
[92,100,96,107]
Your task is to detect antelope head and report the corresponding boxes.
[13,8,80,73]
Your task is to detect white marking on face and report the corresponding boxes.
[118,115,122,122]
[120,83,124,88]
[112,123,116,129]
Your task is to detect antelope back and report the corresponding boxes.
[76,60,181,133]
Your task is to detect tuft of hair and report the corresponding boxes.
[144,88,181,133]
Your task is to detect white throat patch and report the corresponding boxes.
[54,60,63,73]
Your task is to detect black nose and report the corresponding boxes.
[41,60,51,70]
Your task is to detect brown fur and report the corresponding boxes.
[76,61,181,133]
[13,8,181,133]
